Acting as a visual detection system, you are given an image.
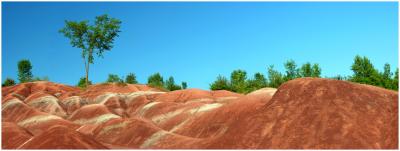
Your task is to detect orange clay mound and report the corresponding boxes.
[1,78,397,149]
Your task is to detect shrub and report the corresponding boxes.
[165,76,181,91]
[125,73,138,84]
[107,74,123,83]
[18,59,33,83]
[181,82,187,89]
[210,75,230,90]
[147,73,164,88]
[2,78,16,87]
[77,77,92,88]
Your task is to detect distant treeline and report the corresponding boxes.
[3,55,398,93]
[209,55,399,93]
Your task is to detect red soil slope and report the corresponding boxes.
[1,78,398,149]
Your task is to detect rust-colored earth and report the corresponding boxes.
[1,78,398,149]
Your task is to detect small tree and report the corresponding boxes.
[165,76,181,91]
[77,77,92,88]
[2,78,16,87]
[60,14,121,86]
[107,74,122,83]
[247,72,268,92]
[284,59,299,81]
[393,68,398,90]
[350,55,380,86]
[181,82,187,89]
[230,69,247,93]
[210,75,230,90]
[267,65,284,88]
[18,59,33,83]
[299,62,312,77]
[125,73,138,84]
[311,63,321,77]
[148,73,164,88]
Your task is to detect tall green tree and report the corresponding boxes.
[2,78,16,87]
[165,76,181,91]
[230,70,247,93]
[311,63,322,77]
[210,75,230,90]
[60,14,122,86]
[181,82,187,89]
[267,65,285,88]
[284,59,299,81]
[147,73,164,88]
[18,59,33,83]
[125,73,138,84]
[299,62,312,77]
[350,55,380,86]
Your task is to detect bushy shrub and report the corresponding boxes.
[2,78,16,87]
[107,74,123,83]
[125,73,138,84]
[77,77,92,88]
[147,73,164,88]
[210,75,231,91]
[165,76,181,91]
[18,59,33,83]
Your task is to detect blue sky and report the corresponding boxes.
[2,2,398,89]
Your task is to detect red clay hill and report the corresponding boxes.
[1,78,398,149]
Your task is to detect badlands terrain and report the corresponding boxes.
[1,78,398,149]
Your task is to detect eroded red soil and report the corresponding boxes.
[1,78,398,149]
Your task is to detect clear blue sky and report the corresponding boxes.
[2,2,398,89]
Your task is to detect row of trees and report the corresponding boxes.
[77,72,188,91]
[210,56,398,93]
[210,61,322,93]
[2,59,49,87]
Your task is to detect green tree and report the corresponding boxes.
[311,63,322,77]
[284,59,299,81]
[18,59,33,83]
[77,77,92,88]
[181,82,187,89]
[210,75,231,90]
[165,76,181,91]
[147,73,164,88]
[107,74,122,83]
[60,14,121,86]
[393,68,398,90]
[32,76,50,82]
[299,62,312,77]
[125,73,138,84]
[2,78,16,87]
[350,55,381,86]
[230,70,247,93]
[267,65,285,88]
[246,72,268,92]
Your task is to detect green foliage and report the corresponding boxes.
[283,59,299,81]
[182,82,187,89]
[77,77,92,88]
[311,64,321,77]
[330,75,349,81]
[125,73,138,84]
[60,14,122,86]
[147,73,164,88]
[246,72,268,92]
[230,70,248,93]
[210,75,231,91]
[267,65,285,88]
[165,76,182,91]
[299,62,312,77]
[2,78,16,87]
[393,68,399,90]
[18,59,33,83]
[107,74,123,83]
[349,55,381,86]
[31,76,50,82]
